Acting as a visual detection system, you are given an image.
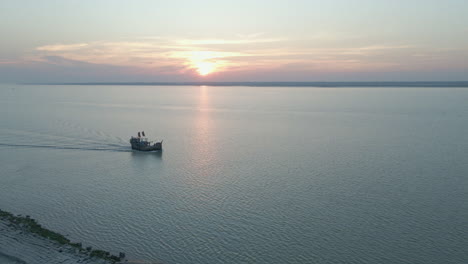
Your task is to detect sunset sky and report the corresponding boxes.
[1,0,468,82]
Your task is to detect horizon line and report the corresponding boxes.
[22,81,468,88]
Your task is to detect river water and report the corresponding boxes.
[0,85,467,263]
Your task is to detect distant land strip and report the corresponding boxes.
[27,81,468,87]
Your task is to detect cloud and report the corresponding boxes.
[32,36,283,75]
[175,37,284,46]
[24,38,424,80]
[0,59,22,65]
[3,34,467,82]
[34,39,416,71]
[36,43,89,52]
[0,55,196,83]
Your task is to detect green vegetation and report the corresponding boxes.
[0,209,125,263]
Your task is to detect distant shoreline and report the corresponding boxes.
[23,81,468,88]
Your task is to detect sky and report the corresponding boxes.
[1,0,468,83]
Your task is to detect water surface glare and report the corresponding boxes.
[0,85,467,263]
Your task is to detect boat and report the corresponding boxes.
[130,131,163,151]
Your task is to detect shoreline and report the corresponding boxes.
[0,209,124,264]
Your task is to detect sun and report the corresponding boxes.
[186,51,222,76]
[196,61,216,76]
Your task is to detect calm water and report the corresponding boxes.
[0,85,467,264]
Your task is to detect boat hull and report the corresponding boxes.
[130,138,162,151]
[131,144,162,151]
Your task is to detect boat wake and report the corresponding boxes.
[0,143,130,152]
[0,126,131,153]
